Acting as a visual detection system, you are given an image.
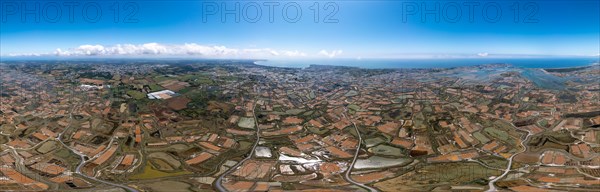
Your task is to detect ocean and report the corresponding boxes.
[255,58,599,69]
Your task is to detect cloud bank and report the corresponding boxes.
[53,43,281,58]
[5,43,347,59]
[318,50,343,58]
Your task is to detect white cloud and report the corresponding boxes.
[477,52,489,57]
[282,50,307,57]
[319,50,343,58]
[7,43,309,59]
[7,53,41,57]
[65,43,237,56]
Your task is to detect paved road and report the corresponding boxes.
[73,151,139,192]
[215,101,260,192]
[487,130,531,192]
[55,105,139,192]
[343,108,379,192]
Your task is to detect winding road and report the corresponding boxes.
[55,104,139,192]
[215,100,260,192]
[343,108,379,192]
[486,130,532,192]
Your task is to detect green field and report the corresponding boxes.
[237,117,256,129]
[374,162,501,191]
[129,164,192,180]
[0,135,8,144]
[483,127,514,144]
[36,141,58,154]
[285,109,306,115]
[146,180,192,192]
[178,74,214,86]
[369,144,404,157]
[364,137,386,148]
[148,84,163,91]
[348,104,361,111]
[473,131,491,143]
[148,152,182,171]
[126,90,147,100]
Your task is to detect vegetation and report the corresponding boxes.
[129,164,192,180]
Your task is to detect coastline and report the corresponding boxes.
[253,58,599,70]
[541,63,600,73]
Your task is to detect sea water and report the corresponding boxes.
[255,58,599,69]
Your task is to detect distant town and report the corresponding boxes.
[0,60,598,192]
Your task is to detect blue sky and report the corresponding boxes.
[1,0,599,59]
